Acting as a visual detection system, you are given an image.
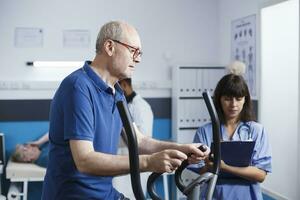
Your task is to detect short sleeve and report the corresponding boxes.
[193,125,211,147]
[63,82,94,141]
[251,125,272,173]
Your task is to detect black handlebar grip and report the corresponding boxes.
[199,144,207,152]
[187,144,207,157]
[175,144,207,193]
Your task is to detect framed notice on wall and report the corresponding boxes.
[231,14,256,99]
[14,27,43,48]
[63,29,90,48]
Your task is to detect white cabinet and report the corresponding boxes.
[172,66,225,199]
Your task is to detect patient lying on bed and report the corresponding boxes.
[11,133,49,168]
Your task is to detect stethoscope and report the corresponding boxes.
[221,122,253,141]
[236,122,252,141]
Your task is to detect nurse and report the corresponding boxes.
[193,61,272,200]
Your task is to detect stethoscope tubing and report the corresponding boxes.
[221,122,252,141]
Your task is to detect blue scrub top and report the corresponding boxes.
[42,61,125,200]
[193,121,272,200]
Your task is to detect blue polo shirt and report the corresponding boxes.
[42,61,125,200]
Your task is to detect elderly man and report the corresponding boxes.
[42,21,209,200]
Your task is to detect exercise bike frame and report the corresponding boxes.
[117,91,221,200]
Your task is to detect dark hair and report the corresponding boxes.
[119,78,132,86]
[213,74,255,123]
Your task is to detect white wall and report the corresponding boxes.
[0,0,220,98]
[260,1,299,199]
[217,0,259,65]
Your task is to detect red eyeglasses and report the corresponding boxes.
[112,39,143,61]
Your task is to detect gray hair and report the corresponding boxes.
[95,21,126,54]
[11,144,26,163]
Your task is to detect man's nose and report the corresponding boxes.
[134,57,141,63]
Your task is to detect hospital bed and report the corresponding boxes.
[6,159,46,200]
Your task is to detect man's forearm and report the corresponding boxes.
[138,136,181,154]
[37,133,49,145]
[75,151,151,176]
[134,124,181,154]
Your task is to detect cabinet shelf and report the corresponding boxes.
[172,65,225,200]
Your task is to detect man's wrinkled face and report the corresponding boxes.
[110,26,142,80]
[16,144,41,162]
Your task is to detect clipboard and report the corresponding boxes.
[211,141,255,179]
[219,141,255,167]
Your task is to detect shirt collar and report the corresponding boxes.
[83,61,123,97]
[82,61,109,91]
[114,82,125,101]
[221,121,244,141]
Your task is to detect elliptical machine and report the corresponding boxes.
[116,91,221,200]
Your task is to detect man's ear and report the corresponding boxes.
[104,40,114,56]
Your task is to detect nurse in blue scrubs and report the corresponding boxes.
[193,69,272,200]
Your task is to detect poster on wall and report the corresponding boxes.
[63,30,90,48]
[14,27,43,48]
[231,14,256,99]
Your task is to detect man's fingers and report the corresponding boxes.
[189,144,210,158]
[169,158,184,168]
[167,149,188,161]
